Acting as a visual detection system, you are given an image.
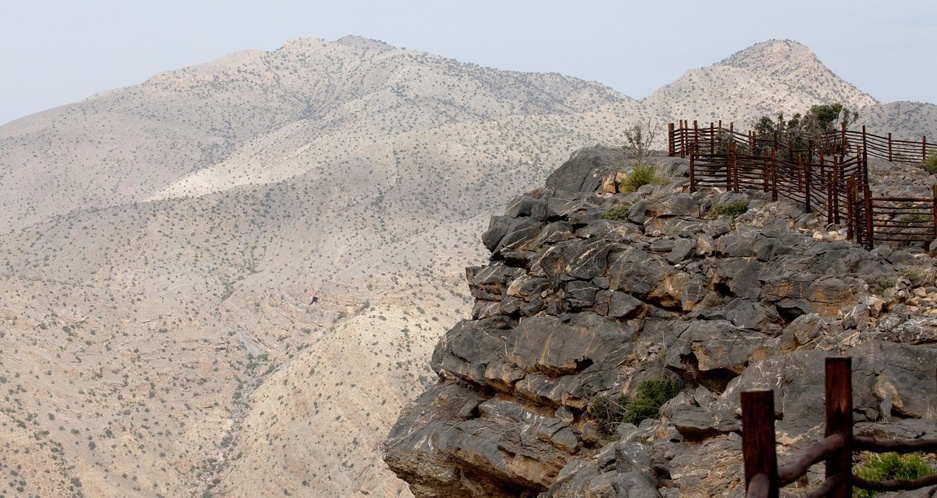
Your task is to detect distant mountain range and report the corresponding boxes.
[0,36,933,497]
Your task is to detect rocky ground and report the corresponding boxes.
[384,147,937,497]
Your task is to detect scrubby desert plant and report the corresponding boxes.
[622,377,683,425]
[852,452,934,498]
[710,200,749,218]
[623,118,657,162]
[588,377,683,436]
[602,204,631,221]
[924,152,937,174]
[620,164,669,193]
[588,394,626,436]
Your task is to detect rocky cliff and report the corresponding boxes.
[384,147,937,497]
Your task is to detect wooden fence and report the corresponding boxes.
[741,357,937,498]
[668,121,936,164]
[673,121,937,248]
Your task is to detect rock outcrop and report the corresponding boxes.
[384,146,937,497]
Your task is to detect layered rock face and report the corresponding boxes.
[384,146,937,497]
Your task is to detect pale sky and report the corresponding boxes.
[2,0,935,126]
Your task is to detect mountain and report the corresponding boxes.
[0,36,934,497]
[644,40,910,135]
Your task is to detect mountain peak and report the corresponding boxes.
[717,39,822,79]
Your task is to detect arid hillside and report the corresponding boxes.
[0,37,934,497]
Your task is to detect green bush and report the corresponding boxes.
[621,164,669,193]
[588,377,683,436]
[925,152,937,174]
[853,452,934,498]
[622,377,683,425]
[588,394,626,436]
[863,273,896,296]
[602,204,631,221]
[710,200,749,218]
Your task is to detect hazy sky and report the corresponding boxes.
[2,0,935,125]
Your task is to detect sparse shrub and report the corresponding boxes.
[588,377,683,436]
[621,164,669,193]
[710,200,749,218]
[897,213,931,223]
[622,377,683,425]
[602,204,631,221]
[863,273,896,296]
[623,118,658,162]
[588,394,626,436]
[924,152,937,174]
[853,452,934,498]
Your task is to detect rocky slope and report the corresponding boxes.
[384,147,937,496]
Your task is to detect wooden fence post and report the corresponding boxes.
[847,177,856,243]
[804,157,812,213]
[841,121,847,160]
[680,120,687,158]
[932,185,937,243]
[689,144,696,192]
[668,123,675,157]
[726,143,733,191]
[864,184,874,249]
[825,357,853,498]
[827,171,834,224]
[771,149,778,202]
[832,162,840,225]
[862,127,869,168]
[694,120,699,155]
[710,122,715,154]
[763,151,770,193]
[742,389,779,498]
[888,132,893,162]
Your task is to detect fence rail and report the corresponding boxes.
[669,121,936,164]
[741,357,937,498]
[673,121,937,249]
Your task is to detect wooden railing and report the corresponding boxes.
[673,121,937,248]
[669,121,936,164]
[688,143,863,229]
[741,357,937,498]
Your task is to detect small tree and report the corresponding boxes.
[623,118,658,163]
[753,104,858,154]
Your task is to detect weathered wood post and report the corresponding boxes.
[832,161,840,225]
[804,156,812,213]
[846,177,856,242]
[726,142,734,191]
[680,120,687,158]
[931,185,937,243]
[694,120,699,155]
[771,148,778,202]
[825,357,853,498]
[864,184,874,249]
[689,144,696,192]
[924,135,929,164]
[710,122,715,154]
[668,122,675,157]
[841,121,847,160]
[888,132,893,162]
[742,389,779,498]
[862,127,868,168]
[763,150,770,193]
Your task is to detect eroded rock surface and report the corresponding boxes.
[385,147,937,497]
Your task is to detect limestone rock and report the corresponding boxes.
[385,146,937,497]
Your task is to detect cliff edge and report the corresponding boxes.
[384,147,937,497]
